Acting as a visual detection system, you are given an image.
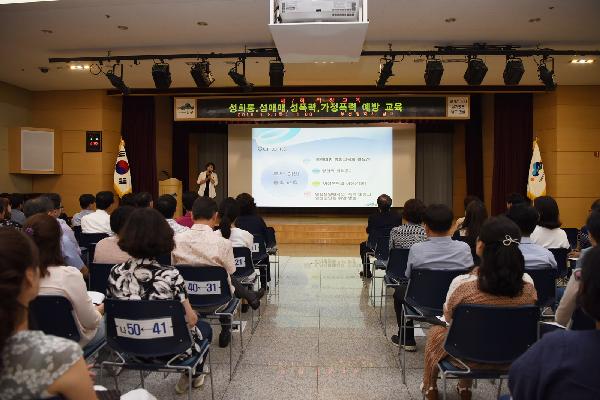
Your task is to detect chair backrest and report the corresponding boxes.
[29,296,81,342]
[372,234,390,260]
[251,234,268,261]
[549,248,569,278]
[104,299,191,358]
[266,227,277,248]
[385,248,410,280]
[524,268,557,308]
[444,304,540,364]
[572,307,596,330]
[80,233,109,262]
[232,247,255,277]
[405,268,470,315]
[176,265,233,309]
[90,263,114,295]
[72,225,83,244]
[563,228,578,249]
[155,253,171,265]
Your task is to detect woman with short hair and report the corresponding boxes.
[530,195,570,249]
[197,162,218,199]
[106,208,213,395]
[421,217,537,400]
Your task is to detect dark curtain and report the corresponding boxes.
[121,96,158,199]
[172,122,228,192]
[491,94,533,215]
[464,94,484,201]
[172,122,190,191]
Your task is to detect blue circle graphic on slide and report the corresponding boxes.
[261,162,308,197]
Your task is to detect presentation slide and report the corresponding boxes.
[252,126,393,207]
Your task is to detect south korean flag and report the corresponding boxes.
[114,138,133,198]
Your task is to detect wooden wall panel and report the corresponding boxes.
[31,90,122,215]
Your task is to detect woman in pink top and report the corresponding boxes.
[93,206,135,264]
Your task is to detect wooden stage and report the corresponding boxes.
[264,216,368,245]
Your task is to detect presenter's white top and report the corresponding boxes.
[197,171,218,198]
[530,226,570,249]
[81,209,112,235]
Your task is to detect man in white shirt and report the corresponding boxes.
[155,194,189,234]
[172,196,265,347]
[81,191,114,234]
[507,205,557,269]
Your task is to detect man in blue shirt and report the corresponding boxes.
[392,204,473,349]
[507,204,557,269]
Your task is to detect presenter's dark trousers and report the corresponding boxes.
[393,283,414,341]
[359,241,373,275]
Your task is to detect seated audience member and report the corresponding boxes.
[24,196,86,273]
[509,246,600,400]
[506,192,530,211]
[452,200,488,265]
[72,194,95,227]
[422,217,537,400]
[0,228,97,400]
[235,192,272,287]
[555,210,600,327]
[93,206,136,264]
[576,198,600,253]
[506,204,557,269]
[454,195,481,232]
[43,193,79,249]
[359,194,402,278]
[215,197,254,249]
[25,215,104,353]
[155,194,189,234]
[120,192,136,207]
[134,191,153,208]
[107,208,212,394]
[81,191,114,235]
[176,191,199,228]
[391,204,473,349]
[9,193,26,226]
[0,197,21,229]
[530,195,570,249]
[389,198,427,250]
[172,197,265,347]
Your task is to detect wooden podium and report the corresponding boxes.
[158,178,183,217]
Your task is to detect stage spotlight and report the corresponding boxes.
[376,56,394,88]
[503,57,525,85]
[105,64,129,95]
[269,60,285,87]
[464,57,488,85]
[228,60,253,92]
[424,59,444,86]
[190,60,214,88]
[538,58,557,90]
[152,63,172,89]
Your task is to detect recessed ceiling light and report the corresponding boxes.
[69,65,90,70]
[197,21,208,26]
[444,17,456,23]
[571,59,594,64]
[40,29,53,34]
[117,25,128,30]
[528,17,541,23]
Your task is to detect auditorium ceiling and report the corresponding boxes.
[1,0,599,90]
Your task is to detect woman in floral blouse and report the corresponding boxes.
[107,208,213,395]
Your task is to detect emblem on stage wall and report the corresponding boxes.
[175,98,196,119]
